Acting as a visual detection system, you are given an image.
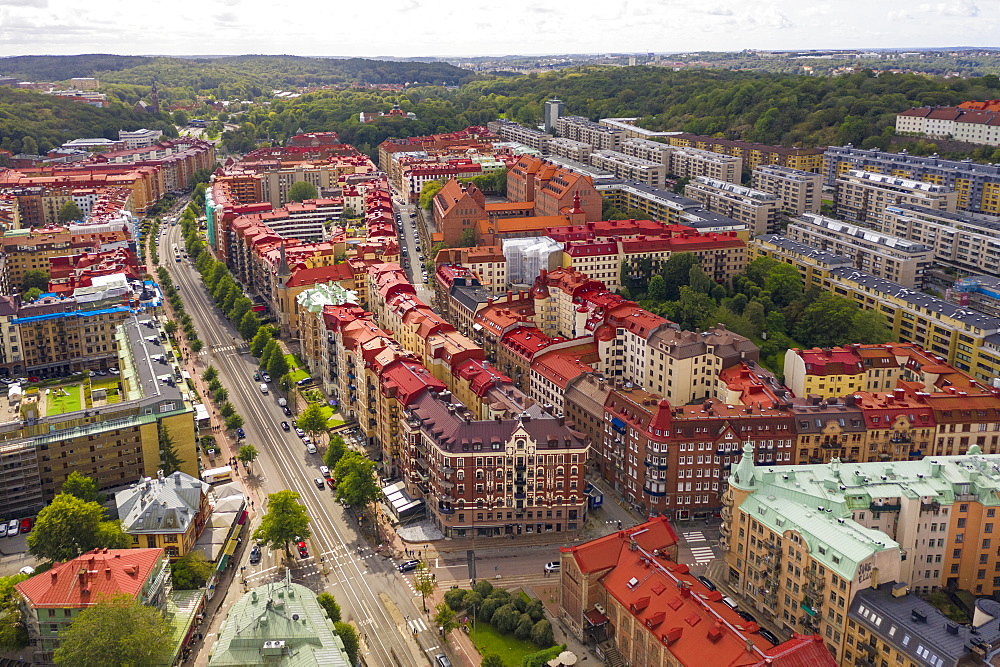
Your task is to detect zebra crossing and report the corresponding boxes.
[199,344,238,355]
[683,531,717,564]
[407,617,428,634]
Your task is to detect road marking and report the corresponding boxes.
[684,531,708,543]
[424,645,440,653]
[408,618,428,633]
[689,546,716,564]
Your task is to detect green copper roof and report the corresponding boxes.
[208,575,351,667]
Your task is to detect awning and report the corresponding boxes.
[217,534,240,572]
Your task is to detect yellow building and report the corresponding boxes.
[115,471,211,560]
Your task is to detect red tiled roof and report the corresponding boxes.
[16,548,164,608]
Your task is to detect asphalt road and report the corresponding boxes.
[163,223,436,667]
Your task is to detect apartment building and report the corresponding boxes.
[667,146,742,184]
[0,225,129,293]
[487,119,552,152]
[506,156,603,220]
[16,548,172,665]
[115,470,210,560]
[588,149,666,189]
[751,165,822,216]
[544,99,564,134]
[401,391,588,537]
[947,276,1000,318]
[834,169,958,226]
[878,205,1000,277]
[684,176,782,235]
[750,235,1000,384]
[784,344,912,398]
[595,180,749,236]
[896,106,1000,146]
[546,137,592,163]
[724,447,1000,661]
[555,116,624,151]
[846,583,1000,667]
[434,245,507,294]
[785,213,933,288]
[118,128,163,150]
[557,517,837,667]
[432,179,489,247]
[664,133,825,172]
[824,146,1000,217]
[618,136,673,166]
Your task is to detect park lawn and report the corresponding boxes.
[45,385,83,415]
[285,353,310,382]
[470,621,538,667]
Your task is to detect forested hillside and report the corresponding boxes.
[0,87,176,155]
[220,66,1000,161]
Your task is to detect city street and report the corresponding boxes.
[162,223,438,667]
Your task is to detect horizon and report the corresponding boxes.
[0,0,995,59]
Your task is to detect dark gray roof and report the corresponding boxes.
[850,583,1000,666]
[451,284,491,314]
[125,316,185,408]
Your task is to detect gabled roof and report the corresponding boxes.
[115,471,208,535]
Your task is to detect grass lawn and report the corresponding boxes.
[469,621,538,667]
[45,385,83,415]
[285,353,310,382]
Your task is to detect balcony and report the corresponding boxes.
[644,459,669,471]
[438,503,455,515]
[921,500,941,513]
[869,502,901,513]
[890,434,912,444]
[643,486,666,498]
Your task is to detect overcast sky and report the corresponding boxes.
[0,0,995,59]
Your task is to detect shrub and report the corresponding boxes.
[530,619,554,648]
[444,588,467,611]
[514,613,534,640]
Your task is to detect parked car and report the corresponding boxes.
[19,518,32,534]
[261,373,271,383]
[326,478,336,490]
[434,655,452,667]
[737,610,757,624]
[398,559,420,573]
[544,562,560,573]
[319,465,330,477]
[236,428,246,439]
[697,575,717,592]
[314,477,325,489]
[296,377,313,386]
[6,519,18,537]
[758,629,780,645]
[0,523,8,538]
[306,443,317,454]
[280,421,290,431]
[282,406,292,416]
[297,541,309,558]
[295,428,306,438]
[253,371,260,381]
[249,545,261,565]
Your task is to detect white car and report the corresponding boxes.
[6,519,18,537]
[295,428,306,438]
[319,465,330,477]
[0,523,8,538]
[306,443,317,454]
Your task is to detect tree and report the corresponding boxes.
[237,444,259,474]
[492,603,520,633]
[228,297,253,324]
[646,274,667,301]
[172,109,188,126]
[189,339,204,354]
[0,573,29,650]
[27,494,128,562]
[688,263,713,294]
[482,654,504,667]
[296,403,328,441]
[514,613,534,639]
[794,292,860,348]
[61,471,100,503]
[324,434,347,470]
[414,562,435,611]
[659,252,699,300]
[334,621,359,666]
[163,320,178,336]
[433,601,459,641]
[317,592,342,623]
[764,263,804,308]
[219,402,235,418]
[203,365,218,382]
[21,268,49,291]
[53,594,171,667]
[57,200,84,223]
[239,310,262,340]
[253,490,310,558]
[419,180,445,209]
[267,348,290,380]
[20,135,38,155]
[261,339,280,369]
[458,228,477,248]
[250,327,273,357]
[22,287,42,302]
[444,587,467,611]
[225,413,244,431]
[158,423,185,476]
[171,550,214,590]
[530,619,554,647]
[278,373,294,393]
[334,451,380,510]
[287,181,318,202]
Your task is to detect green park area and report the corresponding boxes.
[469,621,538,666]
[43,384,83,415]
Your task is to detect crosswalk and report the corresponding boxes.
[408,617,428,634]
[201,344,238,355]
[683,531,717,564]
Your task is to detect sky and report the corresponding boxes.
[0,0,995,59]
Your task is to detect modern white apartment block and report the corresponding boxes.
[588,150,666,189]
[554,116,623,151]
[834,169,958,226]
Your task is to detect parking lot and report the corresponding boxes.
[0,531,38,578]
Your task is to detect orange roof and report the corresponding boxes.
[16,548,164,608]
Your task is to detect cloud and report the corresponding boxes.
[0,0,47,6]
[698,6,735,16]
[213,11,239,25]
[917,0,979,16]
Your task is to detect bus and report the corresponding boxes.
[172,244,180,262]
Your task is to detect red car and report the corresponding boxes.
[297,541,309,558]
[19,518,32,534]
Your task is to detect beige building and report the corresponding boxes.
[751,165,822,216]
[684,176,781,235]
[588,150,666,189]
[555,116,623,151]
[545,138,592,163]
[618,136,674,166]
[834,169,958,226]
[878,205,1000,276]
[668,146,742,184]
[785,213,933,288]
